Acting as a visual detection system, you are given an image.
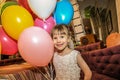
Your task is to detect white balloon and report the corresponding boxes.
[28,0,57,20]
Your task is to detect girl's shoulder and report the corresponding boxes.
[71,50,80,54]
[70,50,81,57]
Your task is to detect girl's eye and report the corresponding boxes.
[53,37,57,39]
[60,36,64,38]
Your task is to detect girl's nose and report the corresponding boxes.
[56,38,61,43]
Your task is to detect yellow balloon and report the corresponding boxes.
[1,5,34,40]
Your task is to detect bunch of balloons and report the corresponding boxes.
[0,0,74,66]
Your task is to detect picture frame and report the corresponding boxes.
[106,10,113,34]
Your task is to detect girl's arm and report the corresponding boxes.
[77,53,92,80]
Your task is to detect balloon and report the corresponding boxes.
[18,27,54,66]
[17,0,37,20]
[53,1,74,24]
[1,5,34,40]
[28,0,57,20]
[0,26,18,55]
[59,0,70,1]
[34,16,56,34]
[1,1,18,15]
[106,32,120,47]
[0,41,1,54]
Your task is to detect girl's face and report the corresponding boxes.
[52,29,70,51]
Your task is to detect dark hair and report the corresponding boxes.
[51,24,71,38]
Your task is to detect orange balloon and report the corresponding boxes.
[1,5,34,40]
[106,32,120,47]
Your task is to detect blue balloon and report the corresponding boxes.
[60,0,70,1]
[53,1,74,24]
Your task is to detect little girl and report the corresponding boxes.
[51,24,92,80]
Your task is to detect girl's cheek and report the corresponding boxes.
[53,40,56,44]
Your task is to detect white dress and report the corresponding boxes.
[53,50,81,80]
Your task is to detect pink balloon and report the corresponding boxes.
[34,16,56,34]
[18,27,54,66]
[0,27,18,55]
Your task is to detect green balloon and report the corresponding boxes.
[0,1,18,15]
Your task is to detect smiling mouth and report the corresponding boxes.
[56,43,64,47]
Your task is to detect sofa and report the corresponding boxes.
[75,41,105,53]
[76,44,120,80]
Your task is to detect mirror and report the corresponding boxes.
[77,0,118,43]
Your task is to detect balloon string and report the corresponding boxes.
[43,19,47,23]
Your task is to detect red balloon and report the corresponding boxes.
[0,26,18,55]
[34,16,56,34]
[17,0,37,20]
[18,27,54,66]
[0,41,1,54]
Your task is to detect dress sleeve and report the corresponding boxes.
[73,50,81,64]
